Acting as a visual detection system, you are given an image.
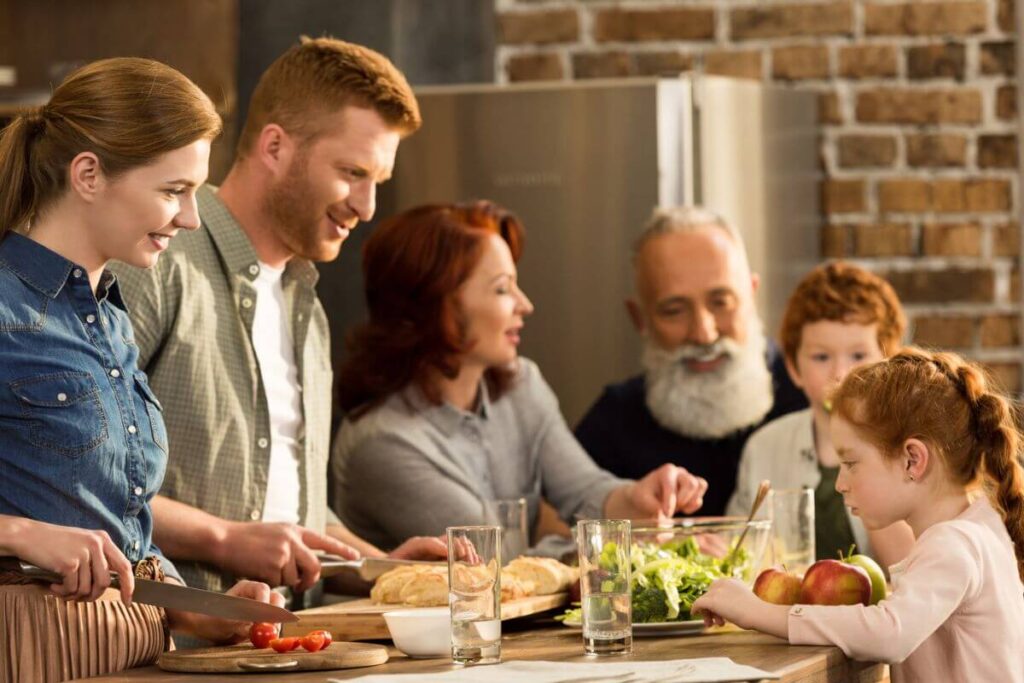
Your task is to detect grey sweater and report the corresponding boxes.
[330,358,625,550]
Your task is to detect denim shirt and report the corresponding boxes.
[0,233,181,583]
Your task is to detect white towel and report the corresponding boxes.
[342,657,779,682]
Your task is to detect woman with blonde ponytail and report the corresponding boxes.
[0,58,283,683]
[693,347,1024,683]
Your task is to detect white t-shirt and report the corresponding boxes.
[251,261,302,524]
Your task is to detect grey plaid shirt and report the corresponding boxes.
[110,185,336,594]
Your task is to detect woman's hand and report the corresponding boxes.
[692,578,789,639]
[388,535,448,561]
[604,464,708,521]
[168,579,286,644]
[0,516,134,603]
[635,464,708,519]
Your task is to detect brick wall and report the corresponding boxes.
[494,0,1022,393]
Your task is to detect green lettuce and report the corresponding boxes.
[559,538,749,624]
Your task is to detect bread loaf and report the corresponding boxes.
[370,556,576,607]
[503,557,578,595]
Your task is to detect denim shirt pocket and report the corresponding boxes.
[133,372,168,455]
[10,371,109,458]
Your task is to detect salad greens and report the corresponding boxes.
[559,537,750,624]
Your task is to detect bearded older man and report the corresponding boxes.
[574,207,807,516]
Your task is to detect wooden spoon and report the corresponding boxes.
[724,479,771,570]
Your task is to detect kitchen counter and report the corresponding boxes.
[75,619,887,682]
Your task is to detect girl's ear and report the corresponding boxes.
[903,438,930,482]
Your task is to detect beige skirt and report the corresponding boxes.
[0,583,167,683]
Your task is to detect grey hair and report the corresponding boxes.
[632,205,745,262]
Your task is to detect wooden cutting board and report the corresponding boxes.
[283,592,568,641]
[157,641,388,673]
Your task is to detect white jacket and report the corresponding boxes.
[726,408,872,559]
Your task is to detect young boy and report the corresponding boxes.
[726,262,913,566]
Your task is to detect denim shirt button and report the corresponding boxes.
[57,393,67,402]
[127,425,137,434]
[110,369,121,378]
[72,268,82,278]
[85,314,96,324]
[132,540,140,552]
[133,486,143,496]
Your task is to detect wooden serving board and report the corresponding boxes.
[157,641,388,673]
[283,592,568,641]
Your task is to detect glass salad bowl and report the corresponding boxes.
[560,517,773,629]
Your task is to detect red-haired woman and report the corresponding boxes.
[330,201,709,553]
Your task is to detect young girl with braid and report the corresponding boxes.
[694,347,1024,683]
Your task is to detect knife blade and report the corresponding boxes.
[1,558,298,623]
[317,555,446,582]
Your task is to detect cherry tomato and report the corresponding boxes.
[248,622,279,649]
[270,636,300,653]
[312,629,332,648]
[300,631,327,653]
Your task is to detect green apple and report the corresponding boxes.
[844,553,887,605]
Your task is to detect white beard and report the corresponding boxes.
[642,320,775,440]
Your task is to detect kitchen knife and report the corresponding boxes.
[317,555,445,582]
[0,558,298,623]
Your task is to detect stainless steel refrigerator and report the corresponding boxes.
[318,75,820,426]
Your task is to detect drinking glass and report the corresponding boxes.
[576,519,632,655]
[447,525,501,665]
[486,497,529,563]
[770,488,815,574]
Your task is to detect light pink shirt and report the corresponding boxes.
[788,496,1024,683]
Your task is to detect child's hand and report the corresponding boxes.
[693,578,792,639]
[692,578,759,629]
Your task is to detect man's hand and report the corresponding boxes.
[630,464,708,519]
[169,579,286,644]
[6,518,135,604]
[388,535,448,561]
[216,522,360,591]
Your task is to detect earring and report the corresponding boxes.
[908,474,915,481]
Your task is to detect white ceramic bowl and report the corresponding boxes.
[382,607,451,659]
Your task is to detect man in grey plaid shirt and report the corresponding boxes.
[111,37,447,600]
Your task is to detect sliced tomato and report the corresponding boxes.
[299,631,327,653]
[269,636,300,653]
[248,622,279,649]
[311,629,332,648]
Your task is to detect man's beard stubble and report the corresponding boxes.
[642,317,774,441]
[261,152,340,263]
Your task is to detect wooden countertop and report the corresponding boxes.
[74,618,887,682]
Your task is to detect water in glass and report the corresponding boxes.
[583,592,632,654]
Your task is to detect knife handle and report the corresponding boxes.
[0,557,121,587]
[0,557,59,582]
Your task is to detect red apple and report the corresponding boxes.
[799,559,871,606]
[753,568,803,605]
